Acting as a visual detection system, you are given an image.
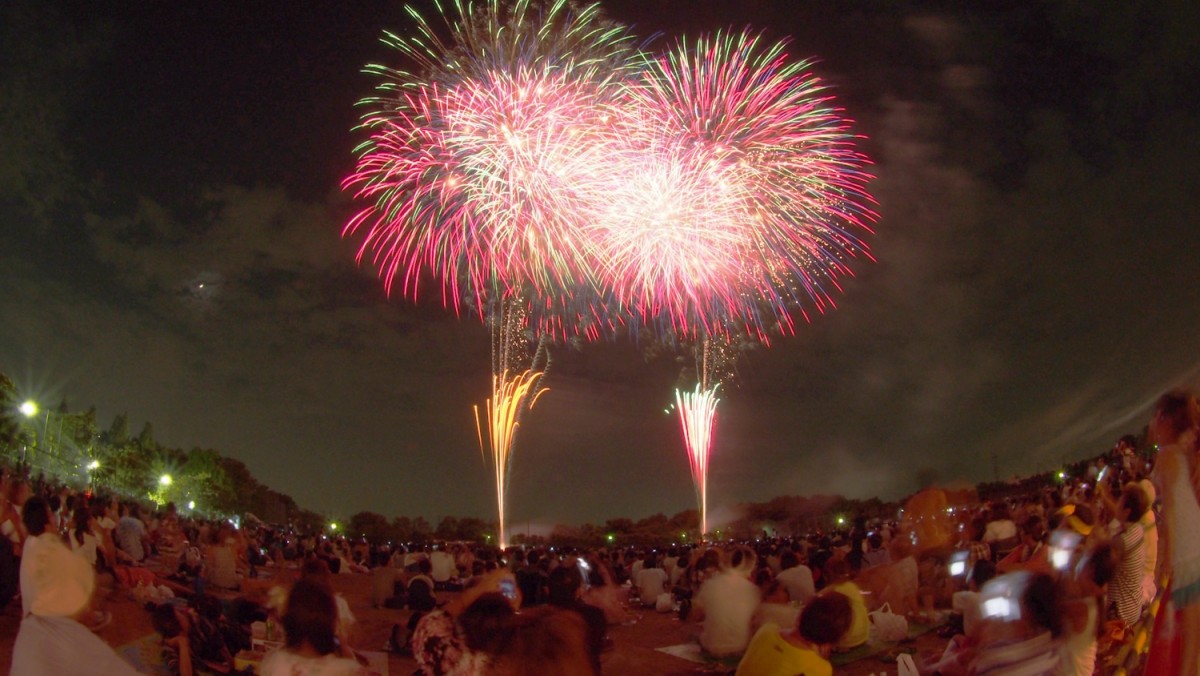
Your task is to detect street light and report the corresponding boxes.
[159,474,173,486]
[19,400,38,417]
[87,460,100,470]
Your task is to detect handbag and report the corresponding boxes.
[870,602,909,642]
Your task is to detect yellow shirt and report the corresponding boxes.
[735,623,831,676]
[826,581,870,650]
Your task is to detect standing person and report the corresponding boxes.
[1108,484,1147,628]
[1145,390,1200,676]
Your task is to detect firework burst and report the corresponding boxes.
[594,30,877,342]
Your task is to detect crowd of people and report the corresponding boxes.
[1,388,1198,675]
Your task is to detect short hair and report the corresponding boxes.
[1022,573,1064,637]
[823,556,850,583]
[22,496,51,536]
[799,592,852,645]
[547,565,582,605]
[1121,484,1148,522]
[282,579,339,655]
[460,592,516,653]
[970,559,997,589]
[1080,542,1117,588]
[780,550,799,570]
[151,604,183,639]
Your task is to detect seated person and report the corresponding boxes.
[634,553,667,607]
[152,600,236,676]
[260,578,368,675]
[821,558,868,651]
[695,546,762,658]
[752,579,799,633]
[547,565,608,673]
[11,496,139,675]
[735,591,852,676]
[411,570,520,675]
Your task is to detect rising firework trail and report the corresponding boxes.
[675,383,720,538]
[474,368,548,548]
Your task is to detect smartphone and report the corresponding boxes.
[949,551,968,577]
[500,578,517,600]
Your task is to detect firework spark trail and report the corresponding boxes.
[675,383,720,538]
[474,368,549,548]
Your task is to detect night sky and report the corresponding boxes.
[2,1,1198,529]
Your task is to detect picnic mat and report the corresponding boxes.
[117,633,169,675]
[830,620,939,667]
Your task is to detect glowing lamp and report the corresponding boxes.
[20,400,38,417]
[159,474,173,486]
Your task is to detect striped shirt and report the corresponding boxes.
[1111,522,1144,626]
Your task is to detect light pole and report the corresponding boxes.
[19,400,38,465]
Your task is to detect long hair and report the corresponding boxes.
[282,578,339,655]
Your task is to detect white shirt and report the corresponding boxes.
[697,570,761,657]
[260,648,366,676]
[430,550,456,582]
[635,567,668,606]
[775,564,815,605]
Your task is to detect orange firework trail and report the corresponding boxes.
[474,368,549,548]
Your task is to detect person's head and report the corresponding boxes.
[1150,390,1200,447]
[72,505,92,544]
[547,564,582,605]
[1119,484,1148,523]
[823,556,850,584]
[151,603,185,639]
[488,606,592,676]
[282,579,340,655]
[990,502,1010,521]
[799,591,852,646]
[1021,572,1064,637]
[301,557,333,588]
[460,592,518,653]
[1074,542,1116,596]
[8,479,30,506]
[418,558,433,575]
[1021,516,1046,546]
[22,495,51,536]
[970,559,997,592]
[780,550,799,571]
[728,545,756,576]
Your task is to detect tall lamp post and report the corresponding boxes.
[19,400,38,466]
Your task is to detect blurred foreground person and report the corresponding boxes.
[260,578,368,676]
[1145,390,1200,676]
[970,571,1064,675]
[11,496,139,675]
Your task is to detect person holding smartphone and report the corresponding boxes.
[411,568,521,675]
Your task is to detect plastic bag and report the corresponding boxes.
[870,602,909,642]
